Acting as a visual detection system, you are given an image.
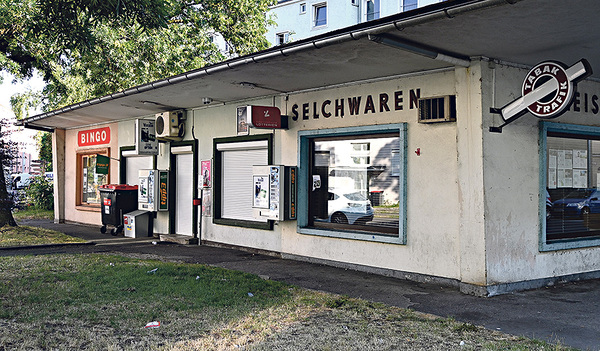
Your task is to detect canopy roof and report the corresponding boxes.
[18,0,600,130]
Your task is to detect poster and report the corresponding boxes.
[557,169,573,188]
[237,106,249,136]
[573,149,588,169]
[202,188,212,217]
[135,119,158,155]
[548,168,557,189]
[269,167,280,212]
[253,175,269,208]
[573,169,588,188]
[201,160,212,187]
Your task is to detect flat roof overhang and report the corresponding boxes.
[17,0,600,130]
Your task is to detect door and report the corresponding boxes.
[175,153,193,235]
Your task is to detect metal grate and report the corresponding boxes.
[418,95,456,123]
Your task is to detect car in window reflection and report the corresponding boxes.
[327,191,375,225]
[550,188,600,218]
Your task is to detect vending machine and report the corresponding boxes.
[252,165,297,221]
[138,169,169,212]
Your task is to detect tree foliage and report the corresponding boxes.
[0,119,17,227]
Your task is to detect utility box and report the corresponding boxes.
[123,210,151,238]
[252,165,297,221]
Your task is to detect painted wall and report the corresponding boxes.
[481,62,600,286]
[63,123,119,225]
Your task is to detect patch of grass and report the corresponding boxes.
[12,208,54,220]
[0,225,87,247]
[0,254,579,350]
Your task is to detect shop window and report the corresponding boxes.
[313,3,327,27]
[541,122,600,250]
[77,149,109,206]
[213,135,273,230]
[298,124,407,244]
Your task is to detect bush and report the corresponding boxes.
[24,175,54,210]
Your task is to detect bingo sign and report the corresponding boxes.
[78,127,111,147]
[500,59,592,121]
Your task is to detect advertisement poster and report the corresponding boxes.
[135,119,158,155]
[237,106,249,136]
[253,175,269,208]
[202,188,212,217]
[573,169,588,188]
[269,167,280,212]
[573,149,588,169]
[201,160,212,187]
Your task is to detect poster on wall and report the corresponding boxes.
[202,188,212,217]
[135,119,158,155]
[548,169,557,189]
[558,169,573,188]
[237,106,249,136]
[201,160,211,187]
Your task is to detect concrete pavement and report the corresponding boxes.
[3,219,599,351]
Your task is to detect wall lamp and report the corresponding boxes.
[368,34,471,67]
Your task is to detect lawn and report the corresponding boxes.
[0,224,87,247]
[0,254,578,350]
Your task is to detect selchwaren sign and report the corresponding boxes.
[500,59,592,121]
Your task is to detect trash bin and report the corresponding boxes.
[99,184,138,235]
[370,191,383,206]
[123,210,151,238]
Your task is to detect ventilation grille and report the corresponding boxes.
[418,95,456,123]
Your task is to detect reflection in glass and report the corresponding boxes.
[309,134,400,235]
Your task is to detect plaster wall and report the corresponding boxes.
[482,62,600,285]
[63,123,119,225]
[276,71,463,280]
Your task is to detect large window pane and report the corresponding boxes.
[309,134,400,235]
[546,133,600,242]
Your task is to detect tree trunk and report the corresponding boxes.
[0,125,17,227]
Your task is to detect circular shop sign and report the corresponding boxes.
[522,61,573,119]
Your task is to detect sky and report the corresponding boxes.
[0,71,45,158]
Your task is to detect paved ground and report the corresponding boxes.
[3,219,600,351]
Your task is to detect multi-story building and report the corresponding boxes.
[266,0,446,46]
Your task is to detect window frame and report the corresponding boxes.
[275,31,290,46]
[213,134,273,230]
[299,2,306,14]
[364,0,380,21]
[297,124,407,244]
[313,2,327,28]
[76,147,110,209]
[540,121,600,251]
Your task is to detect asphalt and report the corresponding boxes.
[3,219,600,351]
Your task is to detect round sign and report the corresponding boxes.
[522,61,573,119]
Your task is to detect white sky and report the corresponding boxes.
[0,71,45,158]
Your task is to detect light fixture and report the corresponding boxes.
[368,34,470,67]
[239,82,257,89]
[202,97,213,105]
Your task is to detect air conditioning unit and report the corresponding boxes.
[418,95,457,123]
[155,110,184,140]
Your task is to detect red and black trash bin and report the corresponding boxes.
[99,184,138,235]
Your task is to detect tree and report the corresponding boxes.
[1,0,276,227]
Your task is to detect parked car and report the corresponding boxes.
[327,191,374,225]
[550,188,600,218]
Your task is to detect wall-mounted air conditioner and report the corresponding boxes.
[418,95,457,123]
[155,110,184,140]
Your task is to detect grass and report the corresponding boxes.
[0,225,87,247]
[12,208,54,221]
[0,254,579,351]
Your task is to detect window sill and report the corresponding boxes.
[76,205,101,212]
[298,226,405,245]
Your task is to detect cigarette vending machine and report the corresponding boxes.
[138,169,169,212]
[252,165,297,221]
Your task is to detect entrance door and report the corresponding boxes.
[175,153,193,235]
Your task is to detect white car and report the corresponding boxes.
[328,191,374,225]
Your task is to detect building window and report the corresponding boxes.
[541,122,600,250]
[403,0,417,12]
[276,32,290,45]
[77,149,109,206]
[299,3,306,14]
[213,135,273,229]
[314,3,327,27]
[365,0,380,21]
[298,124,407,244]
